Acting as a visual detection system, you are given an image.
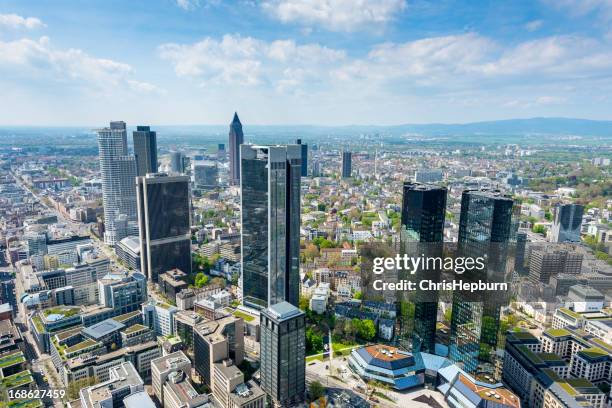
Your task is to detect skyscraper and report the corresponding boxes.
[97,121,138,246]
[133,126,158,177]
[400,182,447,354]
[450,189,518,372]
[341,150,352,178]
[169,151,184,174]
[137,173,192,282]
[260,301,305,408]
[296,139,308,177]
[228,112,244,185]
[551,203,584,243]
[240,145,301,310]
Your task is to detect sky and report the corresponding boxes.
[1,0,612,126]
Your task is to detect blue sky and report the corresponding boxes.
[1,0,612,125]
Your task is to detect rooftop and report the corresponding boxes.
[264,301,303,321]
[82,318,125,340]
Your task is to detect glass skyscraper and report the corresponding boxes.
[240,145,301,310]
[97,121,138,246]
[229,112,244,185]
[296,138,308,177]
[449,189,518,372]
[136,173,192,282]
[260,301,305,408]
[399,182,447,354]
[133,125,158,177]
[341,150,352,178]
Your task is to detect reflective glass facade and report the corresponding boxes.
[449,189,518,372]
[241,145,301,310]
[137,174,192,282]
[399,182,447,354]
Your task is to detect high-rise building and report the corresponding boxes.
[296,139,308,177]
[168,151,184,174]
[450,189,518,373]
[341,150,352,178]
[528,246,583,284]
[97,121,138,246]
[98,272,147,315]
[229,112,244,185]
[136,173,191,282]
[240,145,301,310]
[551,203,584,243]
[133,126,158,177]
[260,302,305,408]
[400,182,447,354]
[26,232,47,257]
[192,161,218,188]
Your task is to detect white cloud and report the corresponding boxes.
[0,13,45,30]
[261,0,406,31]
[158,34,345,90]
[0,36,160,93]
[330,33,612,92]
[536,95,567,105]
[176,0,200,10]
[542,0,612,21]
[525,19,543,31]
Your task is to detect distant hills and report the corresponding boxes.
[385,117,612,137]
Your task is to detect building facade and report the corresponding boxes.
[240,145,301,310]
[136,173,192,282]
[260,302,305,408]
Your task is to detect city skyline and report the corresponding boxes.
[2,1,612,125]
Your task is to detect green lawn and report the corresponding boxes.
[233,310,255,322]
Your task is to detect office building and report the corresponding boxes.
[260,302,305,408]
[142,300,177,337]
[450,189,517,373]
[116,236,141,271]
[296,139,308,177]
[151,351,191,406]
[240,145,301,310]
[133,126,158,177]
[136,173,191,282]
[414,169,443,183]
[192,161,219,188]
[193,315,244,389]
[98,272,147,315]
[229,112,244,185]
[341,150,352,178]
[169,151,184,174]
[26,232,47,257]
[400,182,447,354]
[79,362,144,408]
[528,246,583,284]
[97,121,138,246]
[551,203,584,243]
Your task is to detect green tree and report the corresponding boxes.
[194,272,209,288]
[306,327,324,353]
[309,381,325,401]
[358,319,376,341]
[299,296,310,312]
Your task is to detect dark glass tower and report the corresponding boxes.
[296,139,308,177]
[133,126,158,177]
[551,203,584,243]
[228,112,244,185]
[400,182,447,354]
[449,189,517,372]
[137,173,192,282]
[240,145,301,310]
[260,301,305,408]
[341,151,352,178]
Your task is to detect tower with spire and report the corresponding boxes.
[228,112,244,185]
